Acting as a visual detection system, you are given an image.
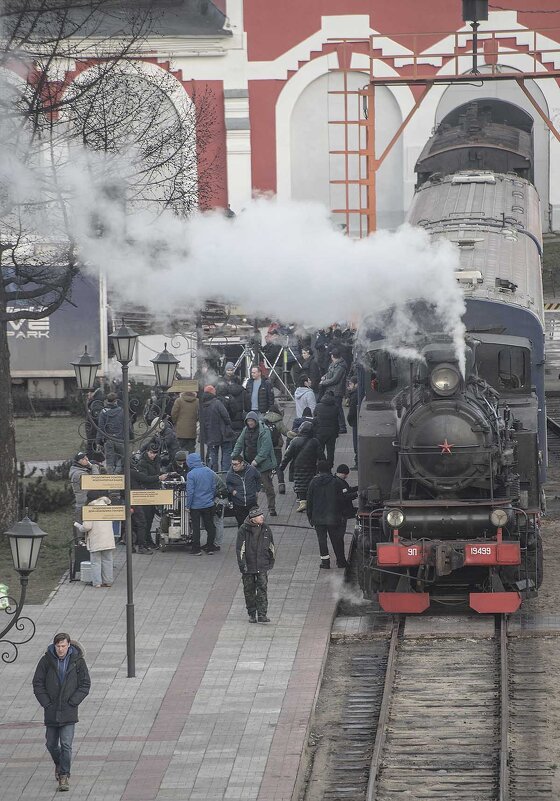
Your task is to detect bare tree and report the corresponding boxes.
[0,1,222,532]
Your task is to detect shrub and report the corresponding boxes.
[18,477,74,517]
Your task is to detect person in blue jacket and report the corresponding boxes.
[186,452,219,554]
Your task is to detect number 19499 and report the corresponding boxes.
[470,546,492,555]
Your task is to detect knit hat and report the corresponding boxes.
[248,507,264,519]
[225,362,235,371]
[336,464,350,475]
[175,450,187,462]
[204,384,216,395]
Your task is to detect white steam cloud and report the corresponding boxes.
[67,174,466,368]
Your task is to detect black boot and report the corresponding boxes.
[320,557,331,569]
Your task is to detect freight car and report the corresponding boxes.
[351,102,545,614]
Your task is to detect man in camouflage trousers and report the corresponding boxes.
[236,507,275,623]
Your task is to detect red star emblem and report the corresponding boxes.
[438,439,454,454]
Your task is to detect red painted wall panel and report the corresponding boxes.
[249,80,285,193]
[244,1,560,62]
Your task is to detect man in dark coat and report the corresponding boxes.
[278,421,321,513]
[96,392,130,474]
[245,365,275,415]
[313,391,339,469]
[32,632,91,792]
[299,346,321,392]
[130,443,168,552]
[318,348,348,434]
[236,507,275,623]
[216,363,247,434]
[307,460,348,569]
[346,376,359,467]
[226,456,262,526]
[202,385,235,472]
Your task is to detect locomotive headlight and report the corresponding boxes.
[386,509,405,528]
[490,508,509,528]
[430,364,460,396]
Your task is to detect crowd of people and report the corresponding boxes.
[70,326,359,609]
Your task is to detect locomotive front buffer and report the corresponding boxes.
[359,502,539,614]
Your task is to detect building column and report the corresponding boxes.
[225,89,252,212]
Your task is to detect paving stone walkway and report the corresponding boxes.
[0,432,356,800]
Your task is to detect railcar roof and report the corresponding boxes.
[408,172,544,323]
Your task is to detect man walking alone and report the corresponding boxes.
[236,507,275,623]
[32,632,91,792]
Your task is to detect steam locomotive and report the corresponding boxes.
[351,102,545,614]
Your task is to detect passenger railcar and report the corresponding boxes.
[351,104,545,614]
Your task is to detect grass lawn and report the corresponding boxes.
[0,501,75,604]
[15,416,84,462]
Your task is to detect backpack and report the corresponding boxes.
[264,419,282,448]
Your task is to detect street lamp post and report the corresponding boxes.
[71,330,179,679]
[0,516,47,663]
[109,322,139,678]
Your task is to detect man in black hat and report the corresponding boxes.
[236,508,275,623]
[130,443,168,553]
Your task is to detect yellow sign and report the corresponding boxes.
[82,505,126,521]
[130,490,174,505]
[81,474,125,490]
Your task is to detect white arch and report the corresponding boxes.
[59,59,198,212]
[276,51,414,231]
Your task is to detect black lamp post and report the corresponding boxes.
[150,343,180,392]
[72,321,139,678]
[0,516,47,663]
[462,0,488,75]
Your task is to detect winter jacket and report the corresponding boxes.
[236,520,275,574]
[171,392,199,439]
[186,453,218,509]
[232,412,277,472]
[131,452,161,490]
[300,355,321,392]
[245,377,275,414]
[279,428,322,496]
[202,394,234,445]
[96,401,127,444]
[226,463,262,508]
[313,394,340,442]
[347,387,358,428]
[294,387,317,419]
[307,473,345,527]
[216,377,247,433]
[32,641,91,726]
[69,460,100,510]
[140,420,179,464]
[319,358,347,399]
[81,497,116,552]
[335,475,358,519]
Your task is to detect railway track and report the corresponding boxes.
[367,617,509,800]
[306,617,515,801]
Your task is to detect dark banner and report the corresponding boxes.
[8,273,101,373]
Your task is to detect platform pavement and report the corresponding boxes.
[0,431,357,801]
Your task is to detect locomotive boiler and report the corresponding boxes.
[351,102,545,614]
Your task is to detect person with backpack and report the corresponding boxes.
[263,404,288,495]
[278,421,321,513]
